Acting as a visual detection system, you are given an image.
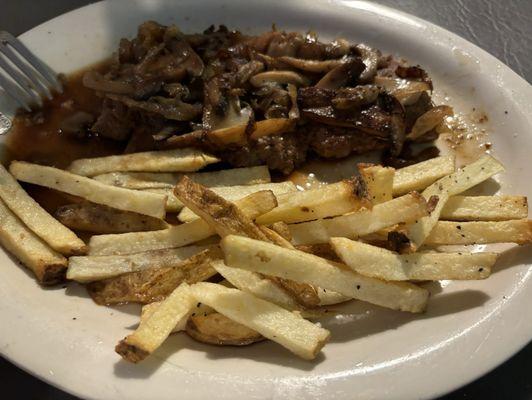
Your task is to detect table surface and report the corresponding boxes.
[1,0,531,399]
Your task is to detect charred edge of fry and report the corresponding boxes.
[40,263,68,285]
[386,231,413,254]
[174,176,269,240]
[426,195,439,214]
[115,340,150,363]
[346,175,372,208]
[185,313,265,346]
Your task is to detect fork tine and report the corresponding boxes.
[0,73,33,111]
[0,56,43,107]
[1,45,52,99]
[0,31,63,93]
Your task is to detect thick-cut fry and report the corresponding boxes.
[68,245,212,283]
[189,283,330,360]
[141,301,214,334]
[86,248,220,305]
[55,202,168,233]
[10,161,167,219]
[393,155,455,196]
[288,192,429,245]
[424,220,532,245]
[407,155,505,250]
[174,177,320,308]
[0,198,67,285]
[88,190,277,256]
[330,237,496,281]
[358,164,394,204]
[0,164,86,255]
[177,181,297,222]
[139,188,183,212]
[116,283,195,363]
[186,312,265,346]
[93,166,271,189]
[68,149,220,177]
[255,180,371,225]
[440,195,528,221]
[212,260,300,310]
[222,235,429,313]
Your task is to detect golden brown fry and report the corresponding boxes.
[358,164,394,204]
[55,202,168,233]
[0,198,67,285]
[173,177,320,308]
[86,248,221,305]
[186,313,265,346]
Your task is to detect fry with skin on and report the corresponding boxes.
[68,148,220,177]
[55,202,168,233]
[189,283,330,360]
[221,235,429,313]
[116,283,196,363]
[330,237,496,281]
[10,161,167,219]
[186,313,265,346]
[93,165,271,189]
[0,198,67,285]
[0,164,86,255]
[88,190,277,256]
[68,245,213,282]
[87,248,221,305]
[177,181,297,222]
[173,176,321,308]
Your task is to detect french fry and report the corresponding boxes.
[174,177,320,308]
[221,235,429,313]
[0,164,86,255]
[116,283,196,363]
[424,220,532,245]
[189,283,330,360]
[10,161,167,219]
[358,164,394,204]
[93,166,271,189]
[255,179,371,225]
[392,155,455,196]
[86,248,221,305]
[139,188,184,212]
[177,181,297,222]
[212,260,300,310]
[68,149,220,177]
[440,195,528,221]
[55,202,168,233]
[88,190,277,256]
[141,300,214,334]
[330,237,496,281]
[68,245,212,283]
[186,313,265,346]
[288,192,429,245]
[406,155,504,250]
[0,198,67,285]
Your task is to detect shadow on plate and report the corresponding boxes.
[491,244,532,274]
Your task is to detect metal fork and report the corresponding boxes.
[0,31,63,134]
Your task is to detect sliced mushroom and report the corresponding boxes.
[287,83,300,119]
[82,71,135,95]
[407,105,453,140]
[354,44,379,83]
[186,312,265,346]
[277,56,344,73]
[250,70,311,87]
[332,85,380,110]
[235,60,265,86]
[374,76,431,105]
[315,57,365,90]
[106,94,202,121]
[396,65,433,90]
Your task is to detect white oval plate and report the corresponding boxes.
[1,1,531,399]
